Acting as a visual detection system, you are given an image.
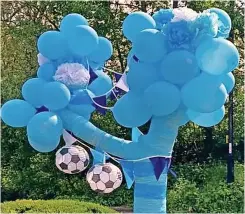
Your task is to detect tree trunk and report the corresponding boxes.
[134,159,168,213]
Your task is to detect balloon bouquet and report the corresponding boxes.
[1,7,239,213]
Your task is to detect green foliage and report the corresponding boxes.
[167,162,244,213]
[1,199,117,213]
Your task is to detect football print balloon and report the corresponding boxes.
[86,163,123,193]
[56,145,90,174]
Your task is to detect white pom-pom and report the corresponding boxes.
[172,7,198,22]
[54,63,90,88]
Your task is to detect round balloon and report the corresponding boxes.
[127,60,158,93]
[68,25,99,57]
[22,78,46,107]
[42,82,71,110]
[37,63,56,81]
[160,50,200,85]
[187,105,225,127]
[195,37,239,75]
[88,70,113,96]
[1,99,36,127]
[112,91,152,128]
[27,112,62,152]
[28,136,60,153]
[88,37,113,63]
[37,31,67,60]
[60,13,88,35]
[133,29,167,63]
[143,81,181,116]
[123,11,156,42]
[208,8,231,38]
[181,74,228,113]
[222,72,235,93]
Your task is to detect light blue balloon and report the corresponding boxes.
[60,13,88,35]
[143,81,181,116]
[22,78,46,107]
[127,48,135,65]
[1,99,36,127]
[28,136,60,153]
[208,8,231,38]
[42,82,71,110]
[37,31,67,60]
[123,11,156,42]
[37,63,56,81]
[112,91,152,128]
[160,50,200,85]
[88,70,113,96]
[88,37,113,63]
[195,38,239,75]
[68,25,99,57]
[133,29,167,63]
[127,60,158,93]
[187,105,225,127]
[181,73,228,113]
[27,112,62,152]
[222,72,235,93]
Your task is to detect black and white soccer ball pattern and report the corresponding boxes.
[86,163,123,193]
[56,145,90,174]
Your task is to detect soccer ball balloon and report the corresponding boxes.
[55,145,90,174]
[86,163,123,193]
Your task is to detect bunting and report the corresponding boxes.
[119,160,135,189]
[89,68,98,84]
[92,95,107,115]
[90,149,106,165]
[115,73,129,92]
[149,157,171,180]
[63,129,77,146]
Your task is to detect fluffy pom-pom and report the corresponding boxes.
[54,63,90,88]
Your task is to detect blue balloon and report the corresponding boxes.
[37,31,67,60]
[28,136,60,153]
[1,99,36,127]
[160,50,200,85]
[143,81,181,116]
[27,112,62,152]
[127,60,158,93]
[42,82,71,110]
[222,72,235,93]
[208,8,231,38]
[37,63,56,81]
[123,11,156,42]
[187,105,225,127]
[22,78,46,107]
[181,73,228,113]
[133,29,167,62]
[88,70,113,96]
[112,91,152,128]
[60,13,88,35]
[68,25,99,57]
[88,37,113,63]
[195,38,239,75]
[127,48,135,65]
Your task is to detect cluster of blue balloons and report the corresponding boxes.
[113,8,239,128]
[1,14,113,152]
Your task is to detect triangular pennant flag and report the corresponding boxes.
[114,72,123,82]
[116,73,129,92]
[119,160,135,189]
[92,95,107,115]
[95,147,110,160]
[89,68,98,84]
[114,87,125,96]
[90,148,106,165]
[70,91,92,105]
[63,130,77,146]
[109,89,117,101]
[36,106,49,114]
[132,127,143,141]
[150,157,167,180]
